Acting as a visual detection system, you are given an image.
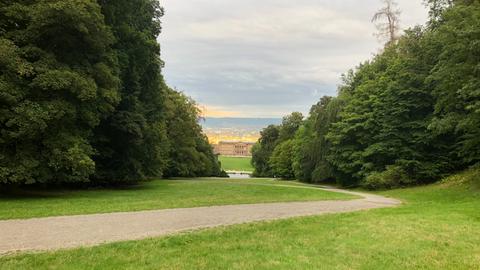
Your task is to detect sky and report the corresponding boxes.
[159,0,429,118]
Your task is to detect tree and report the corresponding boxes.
[0,0,120,184]
[93,0,169,182]
[278,112,304,142]
[0,0,228,186]
[253,0,479,190]
[270,140,295,179]
[252,112,303,178]
[292,96,344,183]
[327,29,446,188]
[251,125,280,177]
[372,0,401,45]
[327,58,387,186]
[427,1,480,166]
[163,88,224,177]
[423,0,454,23]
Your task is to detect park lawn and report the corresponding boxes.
[219,156,254,172]
[1,170,479,269]
[0,178,355,220]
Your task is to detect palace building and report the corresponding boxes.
[213,141,255,156]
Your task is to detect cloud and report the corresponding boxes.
[159,0,428,117]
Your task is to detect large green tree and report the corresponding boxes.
[270,140,295,179]
[251,125,280,177]
[0,0,119,184]
[93,0,169,182]
[292,96,343,183]
[163,88,224,178]
[278,112,304,142]
[427,1,480,166]
[297,0,479,189]
[328,29,445,188]
[252,112,303,178]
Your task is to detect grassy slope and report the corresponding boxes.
[1,170,479,269]
[219,156,253,172]
[0,178,354,220]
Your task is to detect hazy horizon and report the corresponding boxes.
[201,117,282,143]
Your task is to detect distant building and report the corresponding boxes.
[213,141,255,156]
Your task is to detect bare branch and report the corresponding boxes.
[372,0,401,45]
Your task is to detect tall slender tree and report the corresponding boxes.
[427,1,480,166]
[94,0,169,182]
[251,125,280,177]
[372,0,401,45]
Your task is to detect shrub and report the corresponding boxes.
[363,165,413,190]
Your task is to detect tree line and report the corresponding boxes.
[0,0,225,186]
[252,0,479,189]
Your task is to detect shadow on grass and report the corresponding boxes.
[0,180,160,200]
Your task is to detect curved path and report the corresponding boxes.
[0,186,400,255]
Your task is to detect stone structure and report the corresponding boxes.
[213,141,255,156]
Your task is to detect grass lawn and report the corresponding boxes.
[219,156,253,172]
[0,178,354,220]
[1,170,479,269]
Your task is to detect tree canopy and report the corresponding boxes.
[0,0,224,185]
[252,112,303,178]
[252,0,480,189]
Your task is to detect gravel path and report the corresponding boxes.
[0,186,400,255]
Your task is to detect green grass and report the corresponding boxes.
[219,156,253,172]
[1,170,479,269]
[0,178,354,220]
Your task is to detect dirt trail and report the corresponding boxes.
[0,186,400,255]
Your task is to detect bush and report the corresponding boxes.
[311,162,334,183]
[269,140,295,179]
[363,165,413,190]
[441,165,480,189]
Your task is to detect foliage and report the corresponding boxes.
[292,96,343,183]
[252,112,303,178]
[269,140,295,179]
[441,165,480,189]
[277,112,304,142]
[328,27,452,187]
[0,0,120,184]
[92,0,168,183]
[363,165,413,190]
[253,1,480,189]
[427,2,480,165]
[424,0,454,23]
[163,88,224,178]
[251,125,280,177]
[0,0,223,185]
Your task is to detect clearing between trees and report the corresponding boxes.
[0,179,354,220]
[0,169,478,269]
[0,186,397,255]
[219,156,254,172]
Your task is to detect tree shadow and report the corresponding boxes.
[0,181,159,200]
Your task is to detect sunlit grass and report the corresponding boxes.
[0,178,354,220]
[219,156,254,172]
[1,172,479,269]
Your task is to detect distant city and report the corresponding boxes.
[201,117,282,144]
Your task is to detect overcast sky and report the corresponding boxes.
[159,0,429,118]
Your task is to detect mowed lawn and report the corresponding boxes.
[1,171,479,269]
[0,178,354,220]
[219,156,254,172]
